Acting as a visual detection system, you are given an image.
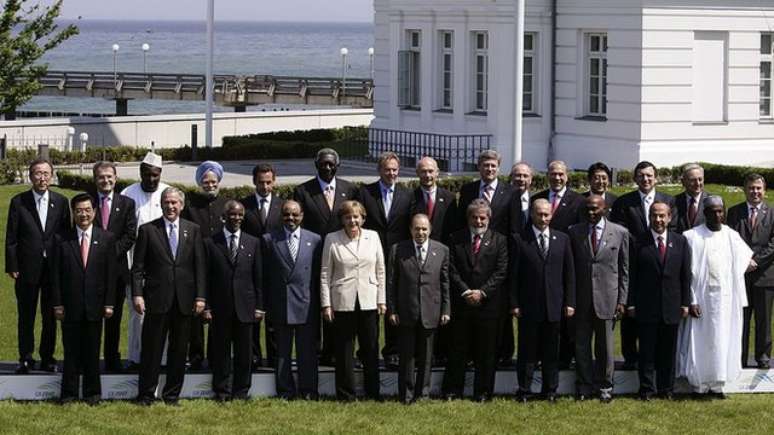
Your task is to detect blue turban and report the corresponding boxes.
[195,160,224,184]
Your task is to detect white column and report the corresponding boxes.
[205,0,214,148]
[513,0,525,162]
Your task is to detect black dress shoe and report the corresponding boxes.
[15,360,33,374]
[105,360,124,374]
[709,391,727,400]
[639,393,653,401]
[575,394,588,402]
[657,392,674,400]
[599,391,613,403]
[474,394,490,403]
[39,359,58,373]
[163,398,180,406]
[134,397,155,406]
[758,361,771,370]
[544,393,557,403]
[621,361,637,371]
[124,361,141,373]
[187,357,204,372]
[58,396,78,405]
[384,355,399,370]
[516,391,531,403]
[443,393,458,401]
[84,395,101,406]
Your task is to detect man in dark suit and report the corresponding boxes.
[569,195,629,402]
[203,200,263,401]
[410,156,458,367]
[387,214,450,404]
[5,158,71,373]
[727,173,774,369]
[532,160,584,369]
[512,199,576,402]
[241,163,284,369]
[457,150,515,367]
[674,163,707,234]
[182,161,228,371]
[442,199,508,402]
[610,160,676,370]
[132,187,207,405]
[92,161,137,373]
[52,193,117,404]
[361,152,412,369]
[509,162,533,235]
[628,201,691,400]
[293,148,359,366]
[263,200,323,400]
[583,162,618,215]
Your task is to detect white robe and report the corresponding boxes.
[677,225,752,392]
[120,181,170,364]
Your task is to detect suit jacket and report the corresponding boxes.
[727,201,774,287]
[673,191,708,234]
[360,182,412,259]
[293,177,359,237]
[131,218,207,315]
[409,186,458,243]
[5,189,71,283]
[532,188,584,233]
[262,228,322,325]
[94,192,137,282]
[320,228,386,311]
[182,193,227,239]
[241,193,284,238]
[610,189,676,239]
[568,219,629,320]
[457,180,513,235]
[205,231,263,323]
[512,229,576,323]
[51,227,117,322]
[582,191,618,218]
[447,229,509,320]
[509,190,532,236]
[386,239,450,329]
[628,231,692,325]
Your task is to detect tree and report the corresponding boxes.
[0,0,78,120]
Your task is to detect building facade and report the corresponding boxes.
[373,0,774,170]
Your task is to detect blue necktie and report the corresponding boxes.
[169,223,178,259]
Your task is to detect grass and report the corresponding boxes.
[0,182,773,434]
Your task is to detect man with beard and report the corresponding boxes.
[120,152,170,371]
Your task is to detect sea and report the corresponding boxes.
[22,19,374,115]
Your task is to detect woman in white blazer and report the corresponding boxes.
[321,200,386,401]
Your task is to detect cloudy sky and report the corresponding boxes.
[53,0,373,22]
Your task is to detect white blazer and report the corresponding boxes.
[320,228,386,311]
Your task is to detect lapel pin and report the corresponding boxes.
[93,240,99,245]
[115,208,120,212]
[668,242,673,248]
[240,245,245,250]
[439,198,445,202]
[306,242,312,246]
[50,203,55,208]
[562,202,567,206]
[432,251,437,256]
[341,193,346,197]
[552,236,557,240]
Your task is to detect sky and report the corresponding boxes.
[51,0,373,23]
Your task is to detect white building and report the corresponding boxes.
[372,0,774,170]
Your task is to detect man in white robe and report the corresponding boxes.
[120,152,170,369]
[678,195,753,397]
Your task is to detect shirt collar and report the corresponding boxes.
[480,178,499,193]
[521,191,530,202]
[421,185,436,195]
[378,180,395,195]
[591,218,606,231]
[98,191,114,202]
[32,190,49,202]
[687,192,702,203]
[77,225,93,240]
[747,202,762,211]
[163,217,180,228]
[285,226,301,239]
[414,239,429,251]
[532,225,550,239]
[651,228,667,243]
[550,186,567,199]
[639,189,655,203]
[317,176,336,192]
[255,192,271,204]
[223,228,241,240]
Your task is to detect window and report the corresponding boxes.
[585,33,608,117]
[523,33,536,113]
[472,31,489,112]
[398,30,421,108]
[762,33,773,118]
[438,31,454,110]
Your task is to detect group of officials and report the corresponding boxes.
[4,148,767,404]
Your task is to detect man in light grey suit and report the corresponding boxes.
[262,200,323,400]
[387,214,451,404]
[568,195,629,403]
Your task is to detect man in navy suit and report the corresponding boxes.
[628,201,691,400]
[512,199,576,403]
[52,193,117,404]
[582,162,618,216]
[204,200,263,401]
[263,200,323,400]
[673,163,707,234]
[610,161,676,370]
[5,158,71,373]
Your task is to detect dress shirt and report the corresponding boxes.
[651,229,667,248]
[479,178,499,200]
[532,225,551,251]
[317,176,337,194]
[549,186,567,205]
[421,187,437,204]
[379,180,395,217]
[639,190,656,226]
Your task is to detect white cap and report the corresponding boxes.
[142,152,163,169]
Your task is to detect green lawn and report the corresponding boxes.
[0,183,773,434]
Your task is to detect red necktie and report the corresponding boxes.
[551,193,560,214]
[472,234,481,255]
[81,232,90,269]
[590,226,598,254]
[426,191,434,219]
[657,236,666,263]
[101,195,110,230]
[750,207,758,229]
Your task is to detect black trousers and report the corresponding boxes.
[442,313,498,399]
[558,317,575,367]
[398,324,435,402]
[333,306,380,400]
[497,307,516,362]
[742,285,774,366]
[15,277,56,363]
[517,319,560,394]
[381,318,399,360]
[188,315,206,363]
[620,316,638,365]
[432,323,451,364]
[637,321,678,395]
[252,319,277,366]
[137,307,192,402]
[61,320,103,399]
[103,278,127,365]
[275,321,319,398]
[210,312,253,399]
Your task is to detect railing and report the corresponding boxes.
[342,128,492,172]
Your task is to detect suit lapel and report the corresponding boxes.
[214,232,232,265]
[22,191,44,233]
[309,181,332,221]
[69,233,85,271]
[157,220,176,262]
[274,232,296,272]
[43,194,56,234]
[372,184,388,224]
